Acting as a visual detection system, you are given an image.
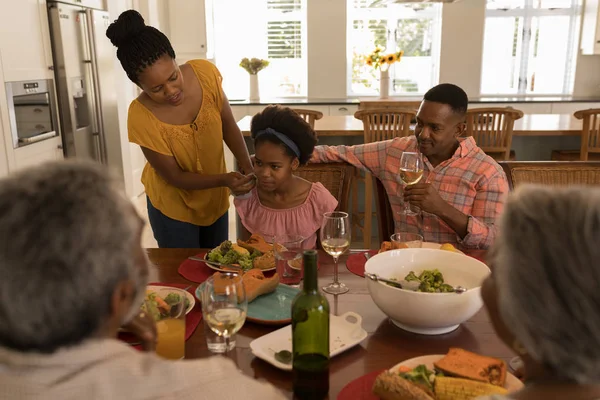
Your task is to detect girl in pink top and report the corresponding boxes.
[234,105,338,248]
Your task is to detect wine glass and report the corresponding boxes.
[399,151,424,216]
[320,211,351,295]
[201,273,247,352]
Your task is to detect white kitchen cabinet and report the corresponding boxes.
[470,103,553,114]
[12,135,64,171]
[0,0,53,82]
[581,0,600,55]
[550,102,600,114]
[329,104,358,116]
[294,105,329,116]
[230,105,249,122]
[166,0,209,62]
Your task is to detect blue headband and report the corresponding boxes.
[255,128,301,158]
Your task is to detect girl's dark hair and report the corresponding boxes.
[251,105,318,165]
[106,10,175,84]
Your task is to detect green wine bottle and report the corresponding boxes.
[292,250,330,399]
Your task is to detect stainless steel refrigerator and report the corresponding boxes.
[47,0,120,164]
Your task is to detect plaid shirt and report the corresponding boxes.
[312,136,508,249]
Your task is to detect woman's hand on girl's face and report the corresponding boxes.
[225,172,256,195]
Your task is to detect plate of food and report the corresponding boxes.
[204,234,276,272]
[145,285,195,318]
[379,241,464,254]
[195,268,299,325]
[372,348,523,400]
[250,312,368,371]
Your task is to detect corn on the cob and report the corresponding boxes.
[435,376,508,400]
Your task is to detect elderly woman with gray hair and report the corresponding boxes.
[478,185,600,400]
[0,161,285,399]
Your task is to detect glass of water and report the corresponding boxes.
[273,234,306,286]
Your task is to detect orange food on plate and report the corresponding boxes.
[379,241,409,253]
[237,234,272,254]
[433,348,507,387]
[213,268,279,303]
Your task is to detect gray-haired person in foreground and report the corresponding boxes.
[478,185,600,400]
[0,161,285,400]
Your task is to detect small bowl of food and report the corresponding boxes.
[365,248,490,335]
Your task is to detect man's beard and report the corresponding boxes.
[121,252,158,325]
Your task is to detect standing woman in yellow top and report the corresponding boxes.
[106,10,254,248]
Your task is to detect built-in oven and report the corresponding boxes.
[5,79,60,148]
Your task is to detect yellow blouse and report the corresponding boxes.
[128,59,229,226]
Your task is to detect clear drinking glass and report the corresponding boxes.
[320,211,351,295]
[273,234,306,286]
[399,152,425,216]
[201,273,247,353]
[390,233,424,248]
[144,288,187,360]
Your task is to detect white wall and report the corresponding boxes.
[438,0,486,97]
[184,0,600,99]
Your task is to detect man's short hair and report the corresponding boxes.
[423,83,468,116]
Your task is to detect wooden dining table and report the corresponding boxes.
[148,248,515,399]
[237,114,583,137]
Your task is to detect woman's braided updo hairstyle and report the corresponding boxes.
[106,10,175,84]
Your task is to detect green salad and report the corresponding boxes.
[398,364,437,391]
[405,269,454,293]
[207,240,262,271]
[145,291,191,321]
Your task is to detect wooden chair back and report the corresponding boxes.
[295,163,354,213]
[575,108,600,160]
[291,109,324,129]
[465,107,524,161]
[354,108,417,143]
[374,176,394,243]
[500,161,600,190]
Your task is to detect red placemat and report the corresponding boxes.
[178,252,216,283]
[346,251,377,277]
[118,283,202,350]
[337,369,385,400]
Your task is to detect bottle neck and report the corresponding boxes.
[302,251,318,292]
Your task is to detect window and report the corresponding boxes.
[481,0,581,95]
[211,0,307,99]
[347,0,442,96]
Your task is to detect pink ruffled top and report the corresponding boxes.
[234,183,338,249]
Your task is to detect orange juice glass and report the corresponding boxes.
[147,288,187,360]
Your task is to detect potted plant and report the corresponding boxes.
[239,57,270,101]
[363,46,404,99]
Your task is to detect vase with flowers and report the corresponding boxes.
[364,46,404,99]
[240,57,269,101]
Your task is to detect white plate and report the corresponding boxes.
[250,311,368,371]
[390,354,524,392]
[146,285,195,315]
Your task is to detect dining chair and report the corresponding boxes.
[352,108,416,249]
[551,108,600,161]
[291,108,324,129]
[374,176,394,244]
[500,161,600,190]
[465,107,524,161]
[294,163,354,213]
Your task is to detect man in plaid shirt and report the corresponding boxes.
[311,84,508,249]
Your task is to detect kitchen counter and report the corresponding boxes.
[229,96,600,106]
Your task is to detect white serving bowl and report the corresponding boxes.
[365,248,490,335]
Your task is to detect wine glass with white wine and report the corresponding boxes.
[399,151,425,216]
[201,273,247,352]
[320,211,351,295]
